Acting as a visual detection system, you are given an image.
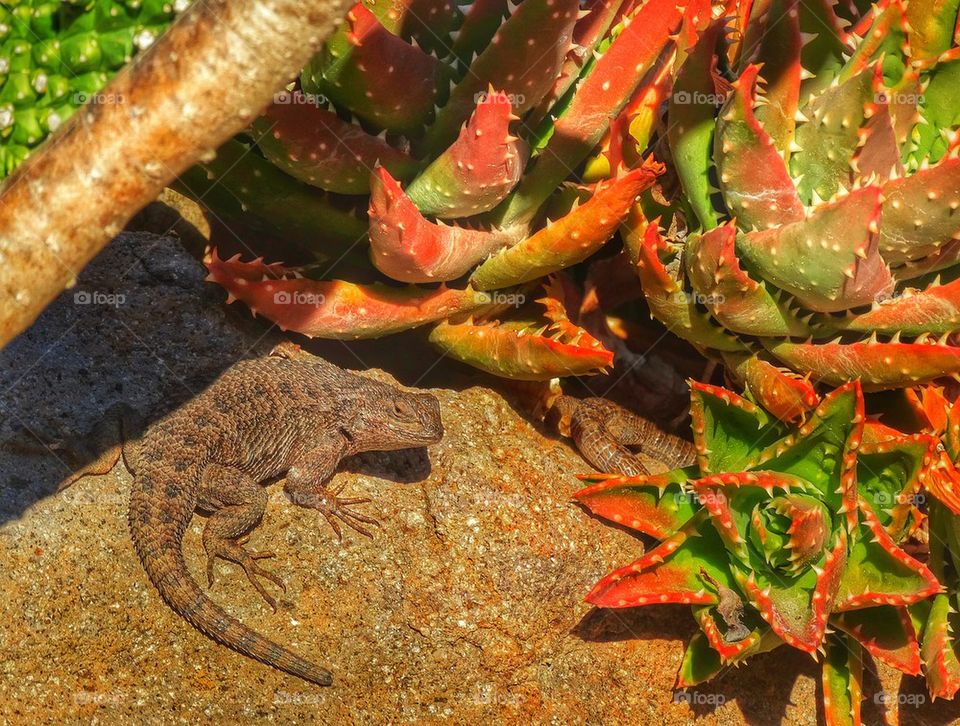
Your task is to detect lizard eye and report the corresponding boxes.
[393,400,413,418]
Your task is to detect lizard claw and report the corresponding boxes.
[204,539,286,611]
[310,483,381,541]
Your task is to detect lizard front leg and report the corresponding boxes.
[283,436,380,540]
[199,463,285,611]
[57,403,142,491]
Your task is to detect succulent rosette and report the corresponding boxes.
[576,380,941,724]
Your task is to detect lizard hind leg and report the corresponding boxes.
[199,464,285,611]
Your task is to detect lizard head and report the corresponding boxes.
[365,390,444,450]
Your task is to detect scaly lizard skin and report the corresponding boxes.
[699,567,750,643]
[62,342,443,686]
[549,395,695,475]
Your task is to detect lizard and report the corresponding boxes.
[698,567,750,643]
[59,341,444,686]
[545,392,696,476]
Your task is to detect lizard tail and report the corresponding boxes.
[130,505,332,686]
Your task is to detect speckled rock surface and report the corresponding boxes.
[1,233,957,725]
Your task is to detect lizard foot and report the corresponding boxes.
[205,538,286,612]
[310,480,381,541]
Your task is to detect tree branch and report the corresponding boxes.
[0,0,349,348]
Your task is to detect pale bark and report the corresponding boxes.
[0,0,349,348]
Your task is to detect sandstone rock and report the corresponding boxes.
[1,232,955,724]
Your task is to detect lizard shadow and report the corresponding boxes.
[340,446,434,484]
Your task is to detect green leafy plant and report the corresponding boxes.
[637,0,960,394]
[575,380,945,725]
[199,0,692,379]
[0,0,183,177]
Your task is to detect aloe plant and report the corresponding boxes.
[199,0,694,379]
[576,380,946,725]
[636,0,960,394]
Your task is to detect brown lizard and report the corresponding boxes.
[699,568,750,643]
[61,342,443,686]
[547,394,696,475]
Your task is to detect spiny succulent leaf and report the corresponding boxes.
[367,167,519,283]
[449,0,508,64]
[752,382,861,518]
[175,140,367,253]
[878,154,960,266]
[919,593,960,699]
[839,0,909,87]
[692,603,769,665]
[764,338,960,390]
[834,502,941,610]
[739,530,845,651]
[586,60,673,180]
[529,0,629,127]
[790,67,875,204]
[586,513,730,609]
[405,91,526,218]
[573,469,698,539]
[471,161,662,290]
[745,0,803,154]
[724,353,818,423]
[688,381,785,474]
[359,0,461,53]
[633,222,748,353]
[667,17,728,230]
[819,277,960,336]
[908,50,960,165]
[857,433,935,542]
[715,64,805,231]
[685,224,809,337]
[906,0,960,60]
[427,316,614,380]
[421,0,580,155]
[833,605,922,675]
[677,631,724,688]
[301,3,443,134]
[795,0,848,100]
[822,631,863,726]
[735,185,894,312]
[205,252,487,339]
[494,0,683,228]
[252,94,418,195]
